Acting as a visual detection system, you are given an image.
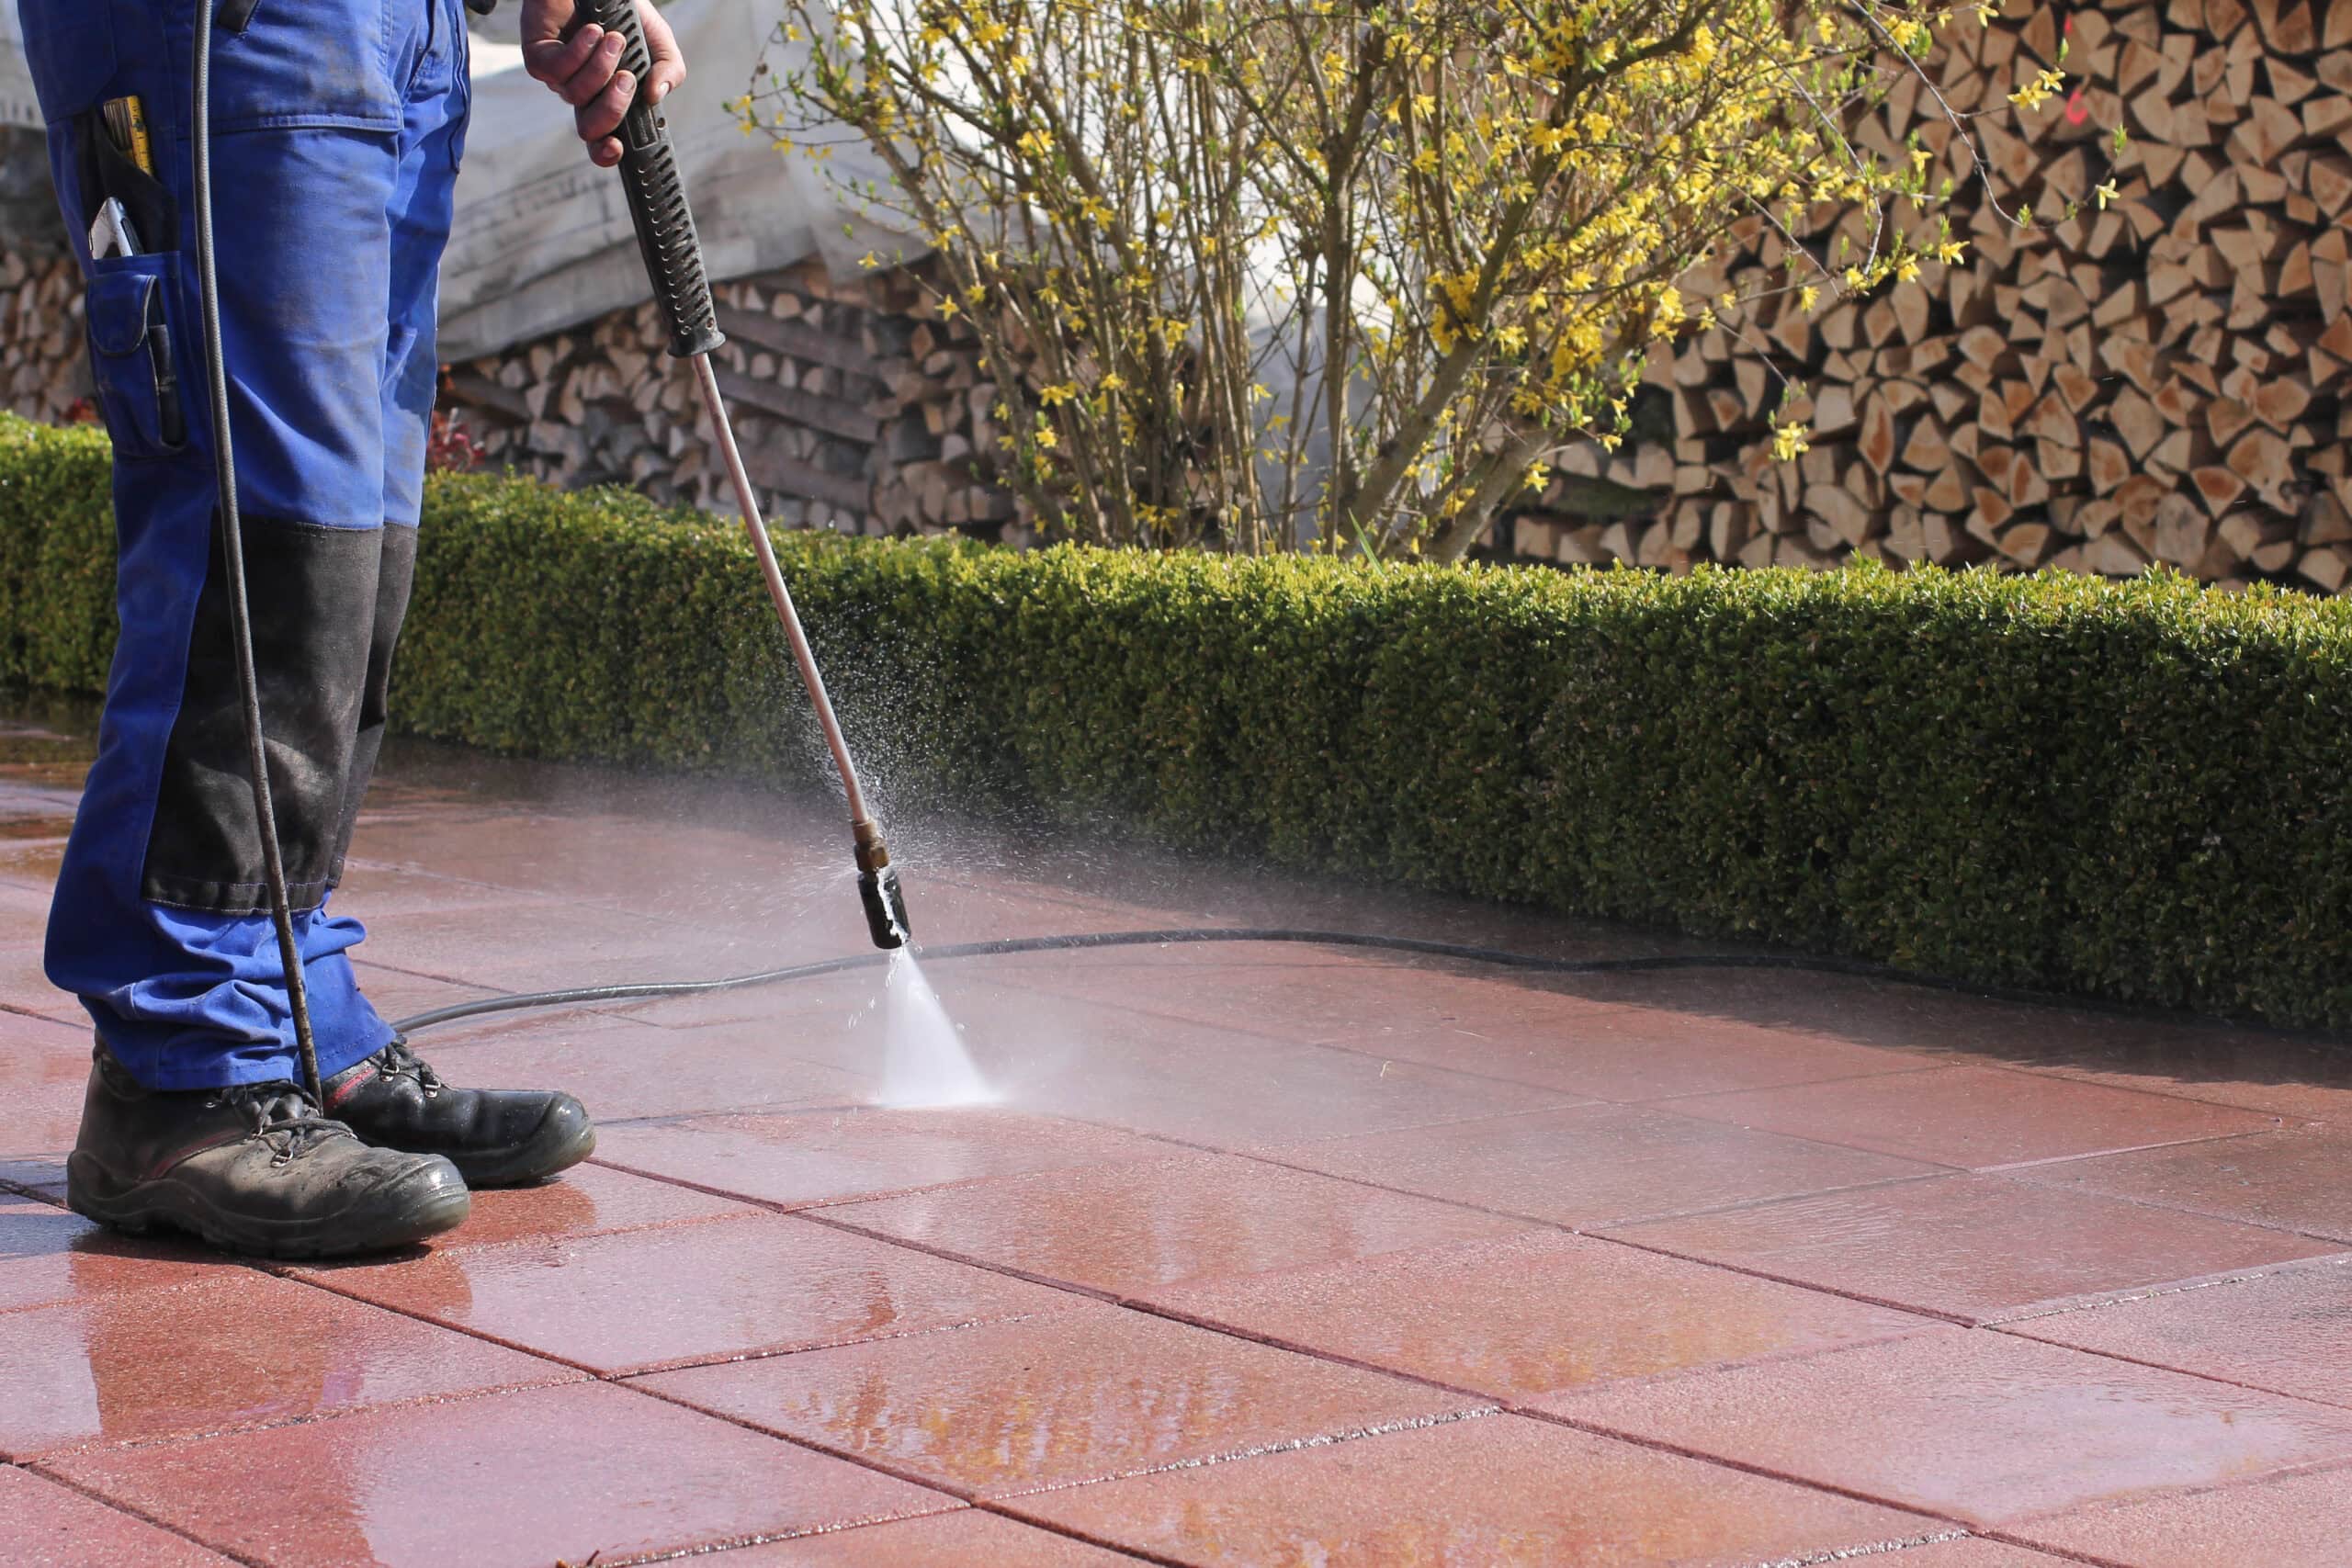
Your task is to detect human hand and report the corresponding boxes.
[518,0,687,168]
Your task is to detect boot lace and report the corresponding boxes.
[204,1083,344,1167]
[376,1036,447,1097]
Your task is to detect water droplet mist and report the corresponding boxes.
[876,950,994,1108]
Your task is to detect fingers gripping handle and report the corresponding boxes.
[590,0,725,358]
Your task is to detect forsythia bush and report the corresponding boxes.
[4,416,2347,1027]
[752,0,2092,557]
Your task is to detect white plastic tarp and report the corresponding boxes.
[0,1,922,359]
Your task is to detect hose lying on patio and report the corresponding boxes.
[389,927,2143,1037]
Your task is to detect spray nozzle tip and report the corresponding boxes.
[860,861,910,950]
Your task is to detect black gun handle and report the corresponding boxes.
[590,0,724,358]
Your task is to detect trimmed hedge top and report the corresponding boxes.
[6,413,2349,1028]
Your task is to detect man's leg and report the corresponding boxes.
[311,0,595,1188]
[27,0,468,1256]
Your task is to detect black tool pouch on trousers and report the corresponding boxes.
[85,262,187,457]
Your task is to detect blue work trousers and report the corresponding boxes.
[20,0,470,1089]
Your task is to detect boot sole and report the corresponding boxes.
[65,1153,472,1260]
[441,1116,597,1189]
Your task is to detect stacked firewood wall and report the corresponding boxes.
[1512,0,2352,592]
[440,257,1030,545]
[0,248,96,423]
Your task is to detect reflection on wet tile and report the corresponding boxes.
[594,1107,1175,1210]
[0,1270,571,1457]
[964,987,1590,1147]
[2013,1461,2352,1566]
[44,1381,953,1568]
[639,1302,1477,1495]
[1610,1173,2344,1322]
[702,1509,1139,1564]
[319,1212,1076,1374]
[1006,1412,1936,1565]
[1870,1543,2077,1566]
[1544,1325,2352,1527]
[0,1462,234,1566]
[2010,1124,2352,1241]
[1257,1103,1937,1229]
[1154,1230,1932,1399]
[2006,1256,2352,1410]
[823,1154,1536,1296]
[433,1161,755,1250]
[426,1021,874,1121]
[1668,1064,2286,1170]
[0,1196,222,1314]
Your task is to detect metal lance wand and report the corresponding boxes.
[586,0,910,949]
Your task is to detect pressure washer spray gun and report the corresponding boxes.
[585,0,910,950]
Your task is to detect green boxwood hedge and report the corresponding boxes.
[6,412,2350,1027]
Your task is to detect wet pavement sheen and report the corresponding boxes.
[5,708,2352,1563]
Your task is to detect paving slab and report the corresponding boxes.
[594,1106,1180,1210]
[957,984,1594,1147]
[0,1196,220,1314]
[2008,1122,2352,1241]
[2004,1255,2352,1410]
[699,1508,1146,1564]
[820,1152,1537,1297]
[311,1210,1077,1374]
[1608,1172,2347,1322]
[1667,1062,2289,1170]
[1002,1412,1941,1566]
[1151,1229,1934,1401]
[1254,1101,1938,1229]
[0,1270,572,1459]
[41,1381,954,1568]
[641,1301,1483,1496]
[2009,1462,2352,1566]
[1542,1325,2352,1528]
[0,1464,234,1567]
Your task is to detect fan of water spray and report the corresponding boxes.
[876,950,995,1108]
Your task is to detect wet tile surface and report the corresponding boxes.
[1005,1412,1939,1565]
[14,712,2352,1562]
[425,1020,876,1120]
[0,1024,94,1158]
[823,1153,1538,1297]
[1610,1173,2346,1321]
[1544,1325,2352,1527]
[642,1301,1479,1496]
[594,1107,1178,1210]
[956,983,1593,1147]
[2011,1462,2352,1565]
[2009,1123,2352,1241]
[43,1381,953,1568]
[313,1212,1076,1374]
[1258,1102,1937,1228]
[0,1271,571,1458]
[2005,1256,2352,1409]
[410,1159,759,1250]
[0,1197,221,1314]
[1668,1063,2288,1169]
[702,1508,1144,1564]
[1153,1230,1932,1400]
[0,1463,235,1566]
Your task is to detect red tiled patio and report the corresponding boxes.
[5,705,2352,1566]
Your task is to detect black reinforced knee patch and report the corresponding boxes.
[142,516,386,915]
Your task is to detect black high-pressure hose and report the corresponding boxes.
[391,925,2077,1038]
[192,0,326,1106]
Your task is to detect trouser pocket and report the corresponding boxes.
[85,256,188,460]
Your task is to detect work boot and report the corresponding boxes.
[67,1046,470,1259]
[323,1036,594,1188]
